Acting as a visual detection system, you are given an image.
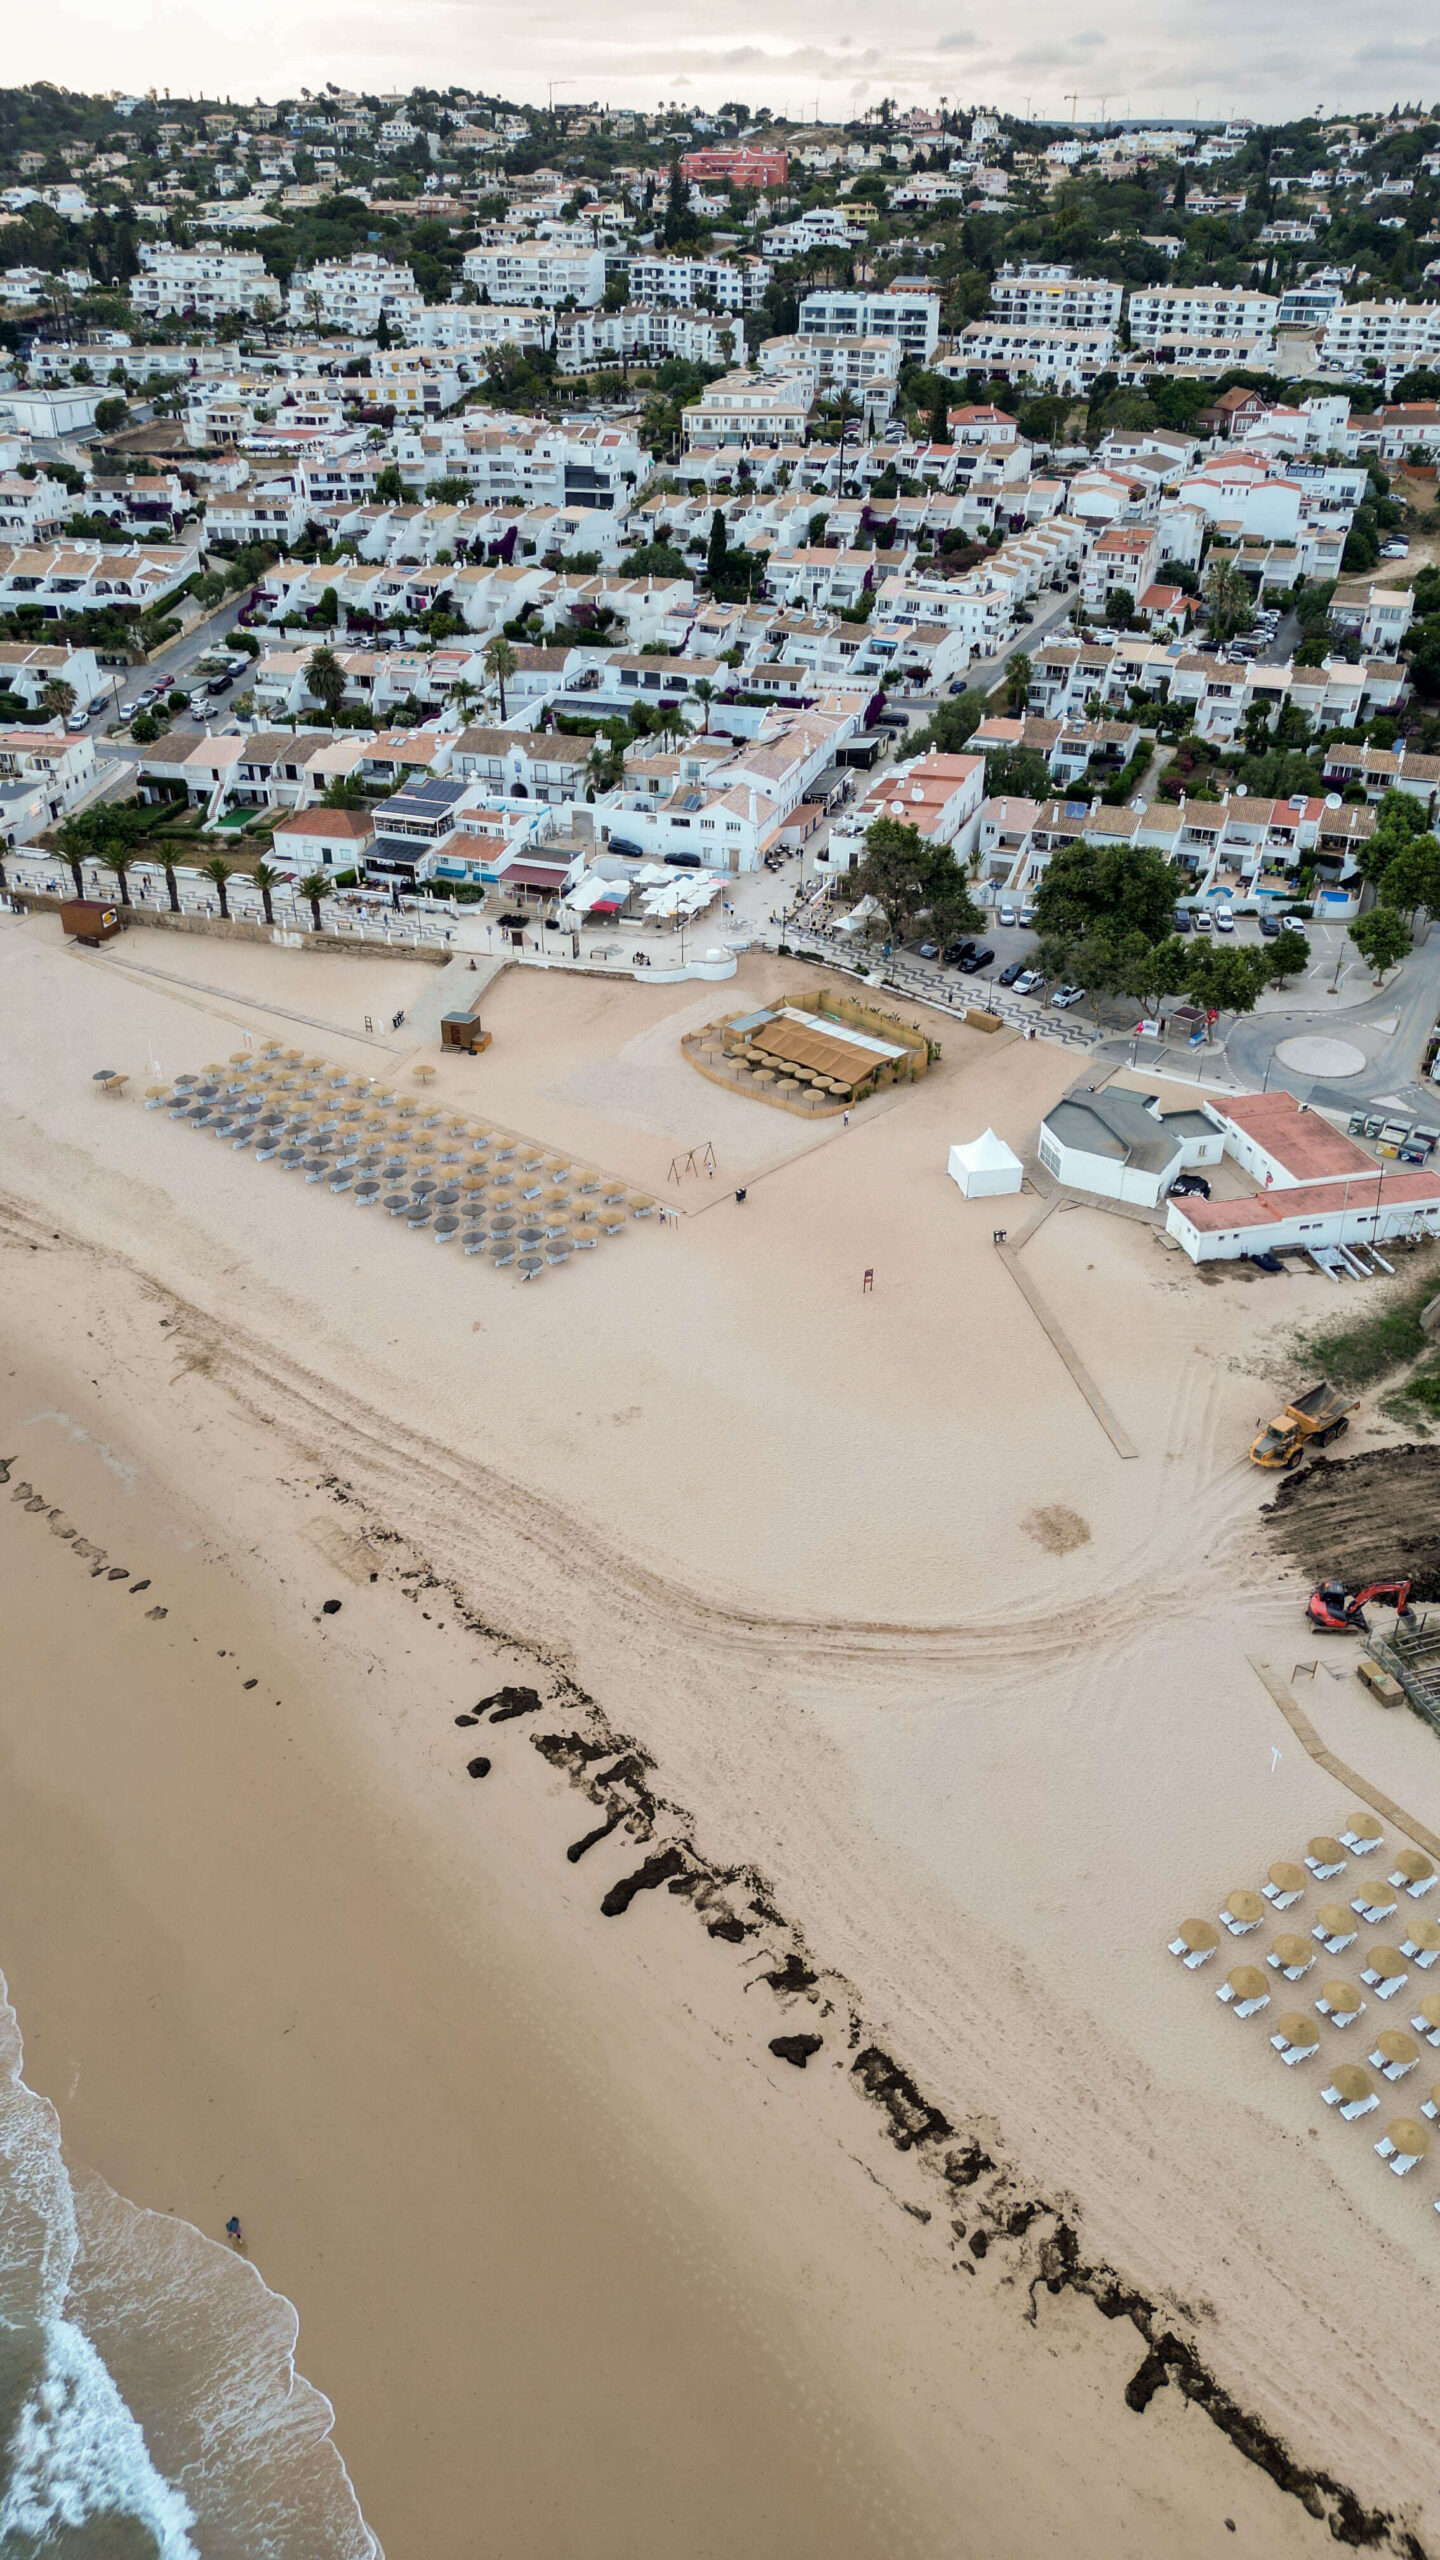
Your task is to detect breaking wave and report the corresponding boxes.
[0,1969,381,2559]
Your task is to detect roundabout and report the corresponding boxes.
[1273,1034,1369,1079]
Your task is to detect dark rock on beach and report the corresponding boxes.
[769,2034,823,2069]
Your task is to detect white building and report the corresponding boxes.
[1319,301,1440,377]
[130,241,280,320]
[555,305,744,375]
[798,286,941,364]
[950,320,1116,393]
[1038,1085,1225,1207]
[460,242,606,308]
[626,254,772,311]
[989,273,1123,332]
[1127,285,1278,353]
[286,253,422,334]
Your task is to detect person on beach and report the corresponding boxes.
[225,2216,245,2250]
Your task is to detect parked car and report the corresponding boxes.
[1014,968,1042,995]
[1213,907,1236,934]
[1170,1172,1211,1200]
[1258,914,1281,939]
[65,708,89,731]
[1245,1249,1285,1273]
[1173,907,1193,933]
[997,902,1017,927]
[917,941,939,959]
[958,946,994,973]
[606,836,643,857]
[942,939,976,966]
[1192,910,1212,934]
[997,958,1028,987]
[1049,982,1085,1008]
[1381,539,1410,559]
[1018,902,1036,927]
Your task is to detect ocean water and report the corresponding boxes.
[0,1972,381,2560]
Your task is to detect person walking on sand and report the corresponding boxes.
[843,1108,850,1128]
[225,2216,245,2251]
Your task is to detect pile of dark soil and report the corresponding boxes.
[1264,1445,1440,1599]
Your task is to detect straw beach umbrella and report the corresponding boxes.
[1270,2011,1320,2064]
[1340,1811,1384,1856]
[1368,2029,1420,2081]
[1268,1934,1315,1980]
[1305,1837,1347,1879]
[1320,2063,1378,2116]
[1219,1889,1264,1936]
[1374,2117,1429,2173]
[1263,1862,1306,1910]
[1316,1978,1365,2026]
[1312,1903,1358,1954]
[1217,1965,1269,2016]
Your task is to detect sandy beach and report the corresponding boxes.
[2,902,1438,2556]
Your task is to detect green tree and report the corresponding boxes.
[1004,652,1033,715]
[299,869,330,932]
[307,643,347,720]
[1184,942,1270,1017]
[983,745,1053,800]
[706,507,728,585]
[1349,905,1412,979]
[692,677,716,733]
[484,634,517,720]
[1265,925,1311,985]
[41,678,77,722]
[927,384,949,447]
[1203,558,1255,644]
[101,842,135,906]
[907,688,988,755]
[202,854,233,919]
[1378,836,1440,924]
[1033,840,1181,977]
[312,583,341,629]
[1357,787,1433,883]
[93,395,127,433]
[374,462,405,502]
[251,860,280,926]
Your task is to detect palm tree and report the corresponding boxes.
[693,677,716,733]
[102,843,136,906]
[41,678,77,723]
[299,869,330,933]
[252,860,280,926]
[447,678,480,726]
[202,854,233,918]
[484,634,517,721]
[160,855,180,913]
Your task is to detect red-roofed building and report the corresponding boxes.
[680,147,787,190]
[1204,1092,1377,1189]
[1166,1169,1440,1262]
[270,805,377,870]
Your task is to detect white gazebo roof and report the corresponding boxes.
[952,1128,1023,1175]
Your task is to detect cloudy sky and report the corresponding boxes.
[9,0,1440,120]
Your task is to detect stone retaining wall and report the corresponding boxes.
[7,892,447,969]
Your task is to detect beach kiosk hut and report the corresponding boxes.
[1217,1964,1270,2017]
[1305,1837,1348,1880]
[1374,2117,1429,2174]
[1340,1811,1384,1856]
[1169,1919,1220,1968]
[1270,2010,1321,2065]
[1219,1889,1265,1935]
[1312,1902,1359,1955]
[1316,1978,1365,2027]
[1268,1934,1315,1981]
[1390,1850,1437,1898]
[947,1129,1023,1199]
[1321,2063,1379,2118]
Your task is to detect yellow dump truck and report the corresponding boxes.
[1250,1381,1357,1469]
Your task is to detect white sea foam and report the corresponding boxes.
[0,1970,381,2559]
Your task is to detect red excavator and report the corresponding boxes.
[1306,1579,1417,1636]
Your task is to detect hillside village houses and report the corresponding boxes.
[9,98,1440,945]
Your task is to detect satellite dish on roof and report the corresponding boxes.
[1234,783,1247,797]
[1325,792,1342,808]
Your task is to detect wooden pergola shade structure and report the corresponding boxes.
[736,1016,897,1097]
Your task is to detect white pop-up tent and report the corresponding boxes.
[947,1128,1023,1198]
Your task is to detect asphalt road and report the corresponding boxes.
[1223,931,1440,1118]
